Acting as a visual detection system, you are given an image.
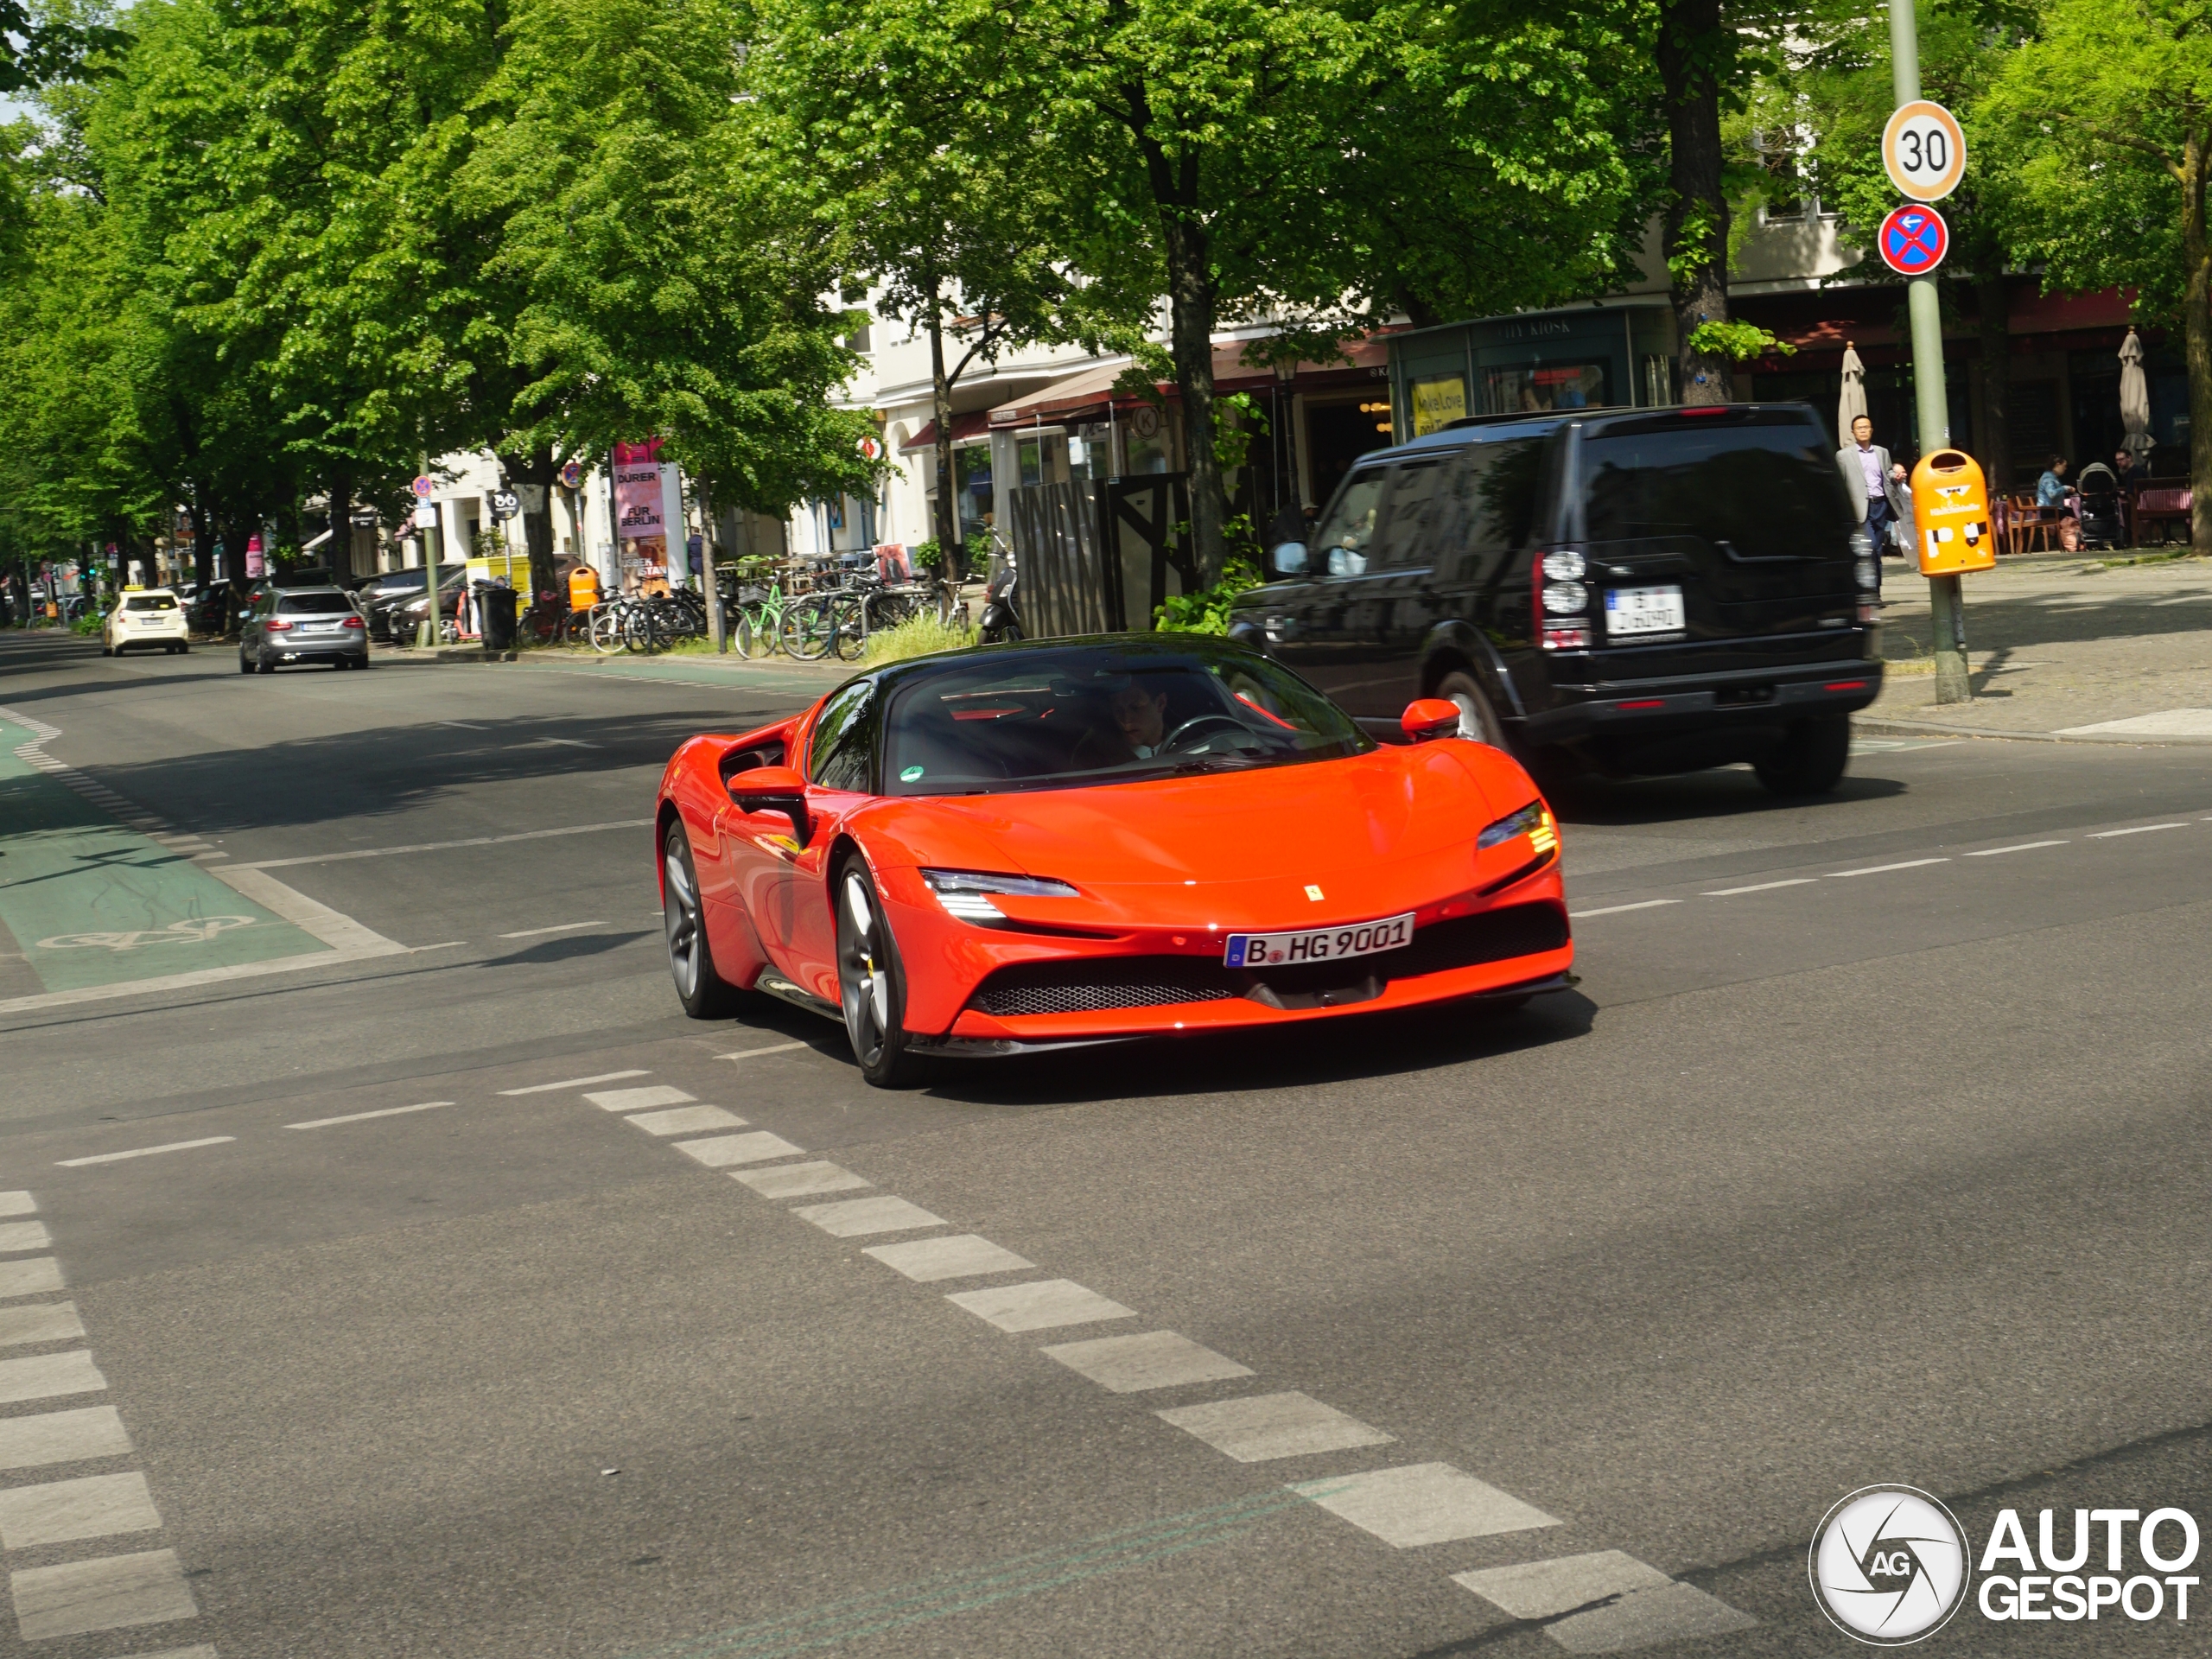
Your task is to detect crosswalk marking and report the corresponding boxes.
[9,1548,197,1640]
[0,1471,162,1548]
[1454,1550,1671,1618]
[1453,1552,1758,1652]
[1040,1331,1253,1394]
[729,1162,871,1200]
[672,1132,804,1169]
[0,1303,84,1347]
[0,1259,64,1300]
[498,1069,649,1096]
[1155,1392,1393,1462]
[0,1351,105,1405]
[1544,1581,1758,1651]
[1288,1463,1557,1546]
[947,1280,1137,1334]
[0,1194,35,1218]
[625,1105,747,1137]
[792,1196,943,1237]
[861,1236,1034,1283]
[0,1406,132,1471]
[0,1223,52,1255]
[582,1084,694,1113]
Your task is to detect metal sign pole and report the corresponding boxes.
[1889,0,1971,703]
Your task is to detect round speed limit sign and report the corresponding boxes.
[1883,100,1966,200]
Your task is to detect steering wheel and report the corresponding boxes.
[1160,714,1254,753]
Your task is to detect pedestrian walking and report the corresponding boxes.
[1836,415,1912,583]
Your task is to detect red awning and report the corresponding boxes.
[899,411,995,453]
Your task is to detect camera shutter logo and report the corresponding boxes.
[1810,1485,1970,1644]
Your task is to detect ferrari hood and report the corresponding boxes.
[884,743,1521,888]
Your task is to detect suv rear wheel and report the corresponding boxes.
[1435,670,1507,747]
[1754,715,1851,797]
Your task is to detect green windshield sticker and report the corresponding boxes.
[899,766,925,781]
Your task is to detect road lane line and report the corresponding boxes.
[949,1280,1138,1334]
[207,864,404,957]
[1966,841,2069,856]
[498,1069,649,1096]
[56,1138,233,1168]
[793,1196,943,1237]
[1287,1464,1558,1545]
[719,1041,810,1061]
[862,1236,1035,1282]
[230,818,653,870]
[1701,879,1818,896]
[1155,1392,1393,1461]
[285,1102,451,1130]
[2088,823,2190,837]
[1043,1332,1254,1394]
[1825,857,1949,877]
[498,921,607,939]
[1567,899,1681,918]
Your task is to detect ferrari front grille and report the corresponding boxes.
[967,904,1568,1020]
[969,957,1241,1016]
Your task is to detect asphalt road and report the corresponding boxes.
[1,628,2208,1658]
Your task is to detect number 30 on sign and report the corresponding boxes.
[1883,100,1966,201]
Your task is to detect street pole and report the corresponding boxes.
[1890,0,1971,703]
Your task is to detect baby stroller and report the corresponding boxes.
[2075,462,2125,550]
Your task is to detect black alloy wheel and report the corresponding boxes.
[663,823,741,1018]
[835,855,928,1088]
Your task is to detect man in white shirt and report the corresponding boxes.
[1837,416,1913,576]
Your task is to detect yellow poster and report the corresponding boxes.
[1411,376,1469,436]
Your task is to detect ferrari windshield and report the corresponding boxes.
[880,641,1370,796]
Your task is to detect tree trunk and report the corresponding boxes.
[2186,128,2212,557]
[693,472,728,652]
[1163,205,1227,584]
[1974,262,2011,492]
[507,444,561,616]
[1658,0,1732,405]
[925,298,963,581]
[187,491,213,594]
[325,463,354,579]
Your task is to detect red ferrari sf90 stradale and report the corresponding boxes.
[654,636,1573,1085]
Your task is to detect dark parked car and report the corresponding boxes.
[1232,403,1882,796]
[238,586,370,672]
[385,579,466,645]
[359,567,465,641]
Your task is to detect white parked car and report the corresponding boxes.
[102,589,191,657]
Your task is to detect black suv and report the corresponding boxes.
[1231,403,1882,795]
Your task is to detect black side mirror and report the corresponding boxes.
[726,765,810,844]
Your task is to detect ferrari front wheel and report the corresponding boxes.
[664,823,741,1019]
[835,857,929,1089]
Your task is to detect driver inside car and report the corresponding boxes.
[1071,677,1172,768]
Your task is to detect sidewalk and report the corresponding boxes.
[1866,550,2212,742]
[379,641,850,698]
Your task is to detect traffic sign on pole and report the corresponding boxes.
[1878,204,1948,276]
[1882,99,1966,201]
[411,474,435,499]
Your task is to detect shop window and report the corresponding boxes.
[1018,437,1045,487]
[1488,362,1609,413]
[955,444,994,531]
[1125,405,1172,474]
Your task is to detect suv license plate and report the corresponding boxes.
[1605,584,1686,637]
[1224,912,1414,969]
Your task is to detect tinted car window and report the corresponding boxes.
[124,595,178,612]
[1579,423,1853,558]
[808,682,876,791]
[1370,461,1447,569]
[1312,469,1389,576]
[278,593,353,614]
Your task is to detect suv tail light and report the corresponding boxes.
[1532,550,1592,651]
[341,614,365,629]
[265,618,294,632]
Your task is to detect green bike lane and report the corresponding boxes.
[0,715,368,1007]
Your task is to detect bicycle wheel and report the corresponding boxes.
[624,604,664,654]
[741,606,777,658]
[728,612,753,658]
[589,605,624,653]
[831,595,867,661]
[781,597,833,660]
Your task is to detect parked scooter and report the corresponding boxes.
[978,548,1023,644]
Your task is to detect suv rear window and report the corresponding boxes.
[278,593,353,615]
[1579,421,1852,558]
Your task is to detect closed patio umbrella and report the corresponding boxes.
[2120,328,2154,462]
[1839,341,1868,437]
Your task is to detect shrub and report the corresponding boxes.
[1154,556,1263,635]
[862,612,977,666]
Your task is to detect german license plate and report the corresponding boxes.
[1605,584,1686,637]
[1224,912,1414,969]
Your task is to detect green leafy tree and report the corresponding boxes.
[1982,0,2212,544]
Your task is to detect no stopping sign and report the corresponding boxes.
[1878,205,1949,276]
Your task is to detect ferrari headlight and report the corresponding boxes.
[922,868,1080,923]
[1478,802,1557,855]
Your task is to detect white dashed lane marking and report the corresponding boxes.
[718,1042,810,1062]
[1155,1392,1394,1462]
[498,921,607,939]
[285,1102,449,1130]
[626,1105,747,1136]
[56,1138,234,1168]
[1040,1331,1254,1394]
[1567,899,1681,919]
[947,1280,1140,1334]
[861,1236,1033,1282]
[1826,857,1948,878]
[1966,841,2069,857]
[2088,822,2190,837]
[729,1162,871,1199]
[583,1084,694,1112]
[793,1196,943,1237]
[1700,878,1816,896]
[0,1406,132,1471]
[673,1132,804,1168]
[1289,1463,1557,1546]
[498,1069,649,1096]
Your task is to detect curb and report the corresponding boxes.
[1857,715,2212,747]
